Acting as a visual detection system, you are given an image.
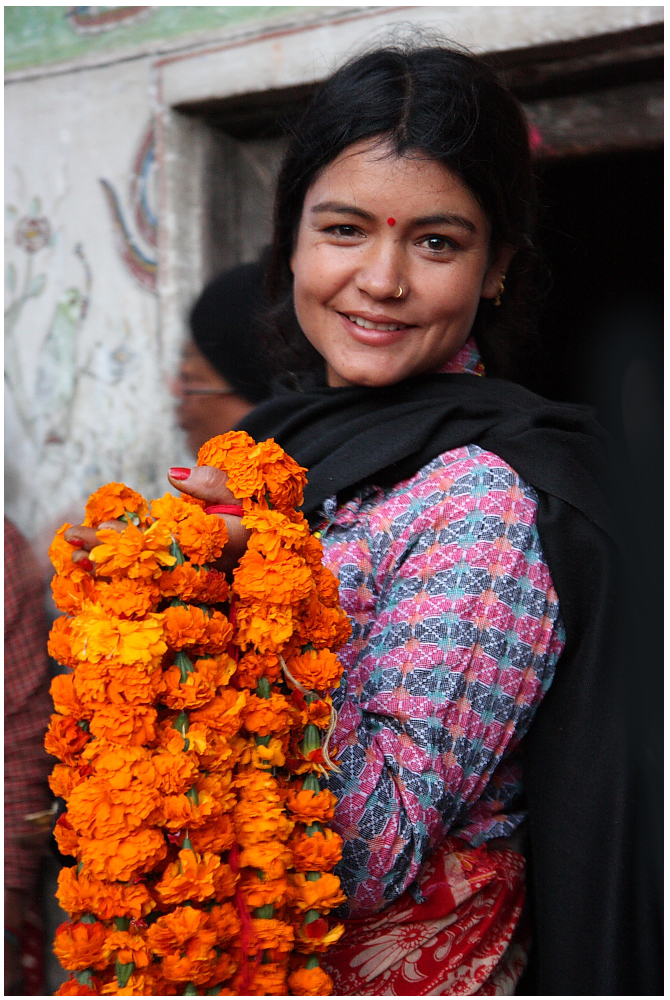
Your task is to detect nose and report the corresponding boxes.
[355,240,403,301]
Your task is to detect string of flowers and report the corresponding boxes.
[45,431,350,996]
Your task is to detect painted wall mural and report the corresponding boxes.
[5,7,305,73]
[100,121,157,292]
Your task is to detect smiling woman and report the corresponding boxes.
[291,144,511,387]
[65,42,659,996]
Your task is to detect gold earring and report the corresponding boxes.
[494,274,506,307]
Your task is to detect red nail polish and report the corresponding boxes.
[79,558,94,572]
[205,504,245,516]
[169,467,191,481]
[69,538,84,548]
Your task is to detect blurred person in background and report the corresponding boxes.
[4,517,54,995]
[172,256,274,456]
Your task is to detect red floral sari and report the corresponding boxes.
[321,838,527,996]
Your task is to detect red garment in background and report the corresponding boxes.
[321,838,527,996]
[4,518,53,995]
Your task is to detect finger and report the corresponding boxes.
[168,466,239,506]
[64,526,99,551]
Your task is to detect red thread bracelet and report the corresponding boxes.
[204,504,244,516]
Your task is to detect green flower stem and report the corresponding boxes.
[116,959,134,988]
[170,538,185,565]
[120,512,140,527]
[114,917,129,932]
[205,988,222,996]
[256,676,271,699]
[183,983,198,996]
[183,834,194,851]
[175,652,194,683]
[300,723,320,757]
[305,822,323,838]
[174,711,189,735]
[255,733,271,747]
[303,908,321,924]
[302,772,320,793]
[80,913,95,924]
[253,903,274,919]
[305,871,321,882]
[186,785,199,806]
[75,969,93,985]
[305,954,320,970]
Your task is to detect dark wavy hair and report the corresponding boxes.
[267,44,544,384]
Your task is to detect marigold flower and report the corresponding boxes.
[151,493,229,564]
[188,813,236,854]
[293,919,345,954]
[53,919,107,971]
[100,971,175,997]
[288,964,334,996]
[289,872,346,914]
[162,605,233,654]
[248,917,294,954]
[159,788,219,831]
[240,872,289,909]
[293,592,352,651]
[89,703,157,746]
[91,521,175,580]
[289,828,344,873]
[49,764,80,800]
[94,578,161,618]
[234,601,295,652]
[197,431,264,495]
[248,960,289,996]
[45,714,90,765]
[49,524,90,582]
[55,976,102,996]
[257,439,307,512]
[243,508,309,559]
[69,604,166,666]
[48,615,79,669]
[103,929,151,968]
[205,902,241,945]
[159,561,229,604]
[50,674,90,721]
[57,865,154,921]
[154,848,221,904]
[285,786,338,825]
[104,661,164,707]
[289,690,333,730]
[238,841,293,879]
[151,750,199,795]
[232,649,281,689]
[243,692,292,737]
[189,689,246,739]
[53,815,80,858]
[234,548,313,607]
[67,774,161,840]
[84,482,149,527]
[285,648,343,692]
[79,827,166,882]
[146,904,215,957]
[51,573,97,614]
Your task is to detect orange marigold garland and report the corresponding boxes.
[47,433,350,996]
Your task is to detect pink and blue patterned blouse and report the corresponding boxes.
[318,338,566,918]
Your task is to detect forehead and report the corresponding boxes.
[304,139,487,224]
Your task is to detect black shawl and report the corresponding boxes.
[240,373,662,995]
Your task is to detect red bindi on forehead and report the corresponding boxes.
[387,217,396,226]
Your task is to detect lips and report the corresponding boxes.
[338,311,414,346]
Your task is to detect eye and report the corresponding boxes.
[325,224,364,239]
[419,235,459,253]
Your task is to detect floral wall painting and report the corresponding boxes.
[100,121,157,292]
[66,6,154,35]
[5,200,92,461]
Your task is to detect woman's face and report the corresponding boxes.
[290,139,512,388]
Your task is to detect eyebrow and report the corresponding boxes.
[309,202,476,233]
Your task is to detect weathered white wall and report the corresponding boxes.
[5,5,663,561]
[5,55,186,557]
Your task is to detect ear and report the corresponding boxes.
[481,244,516,300]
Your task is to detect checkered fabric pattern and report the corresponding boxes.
[317,340,566,918]
[4,518,53,892]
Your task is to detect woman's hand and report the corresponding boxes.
[63,466,250,577]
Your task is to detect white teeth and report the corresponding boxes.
[347,315,404,332]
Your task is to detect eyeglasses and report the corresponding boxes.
[178,386,236,396]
